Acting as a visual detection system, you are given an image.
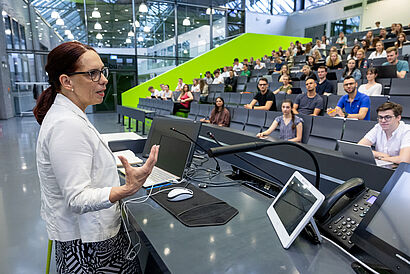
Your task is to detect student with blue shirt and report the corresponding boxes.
[382,47,409,78]
[327,76,371,120]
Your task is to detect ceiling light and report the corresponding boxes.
[64,30,71,35]
[51,11,59,19]
[138,36,143,42]
[105,21,109,23]
[56,18,64,26]
[67,33,74,40]
[5,29,11,35]
[106,12,110,15]
[2,11,7,16]
[96,33,103,39]
[206,8,215,15]
[143,26,150,32]
[114,18,118,22]
[182,17,190,26]
[128,31,134,37]
[125,9,128,12]
[139,3,148,13]
[91,10,101,18]
[94,22,102,30]
[126,38,131,43]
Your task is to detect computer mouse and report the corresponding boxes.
[167,188,193,202]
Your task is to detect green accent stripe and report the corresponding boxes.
[122,33,311,107]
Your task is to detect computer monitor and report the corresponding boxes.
[374,65,397,78]
[351,163,410,273]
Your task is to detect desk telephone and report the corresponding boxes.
[314,178,379,249]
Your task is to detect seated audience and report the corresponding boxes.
[199,79,209,102]
[274,57,284,72]
[175,78,185,92]
[356,49,368,69]
[200,97,230,127]
[191,79,200,93]
[161,85,173,100]
[374,21,382,29]
[174,84,193,113]
[340,59,362,82]
[370,37,380,49]
[221,66,230,78]
[254,59,266,70]
[305,42,314,56]
[306,55,319,71]
[204,71,213,85]
[224,70,237,92]
[325,46,342,63]
[240,64,251,77]
[395,32,409,49]
[358,102,410,164]
[293,78,323,116]
[347,45,360,61]
[273,75,292,95]
[368,41,387,59]
[295,45,305,56]
[244,77,277,111]
[336,32,347,48]
[358,68,382,96]
[321,35,330,46]
[361,39,371,52]
[327,76,370,120]
[257,99,303,142]
[212,69,224,84]
[278,65,289,82]
[378,28,388,40]
[233,58,243,75]
[383,46,409,78]
[313,50,323,63]
[313,40,326,51]
[284,50,294,67]
[299,65,317,81]
[148,86,161,99]
[326,52,343,70]
[362,31,374,45]
[262,54,270,61]
[316,66,334,95]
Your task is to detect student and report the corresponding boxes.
[273,75,292,95]
[306,56,319,71]
[316,66,334,95]
[212,69,224,84]
[299,65,317,81]
[161,84,173,100]
[200,97,230,127]
[284,50,294,67]
[362,31,374,45]
[358,68,382,96]
[174,84,193,113]
[312,50,322,63]
[278,65,289,82]
[147,86,159,98]
[356,49,368,69]
[347,45,360,61]
[273,57,284,72]
[326,52,343,70]
[175,78,185,92]
[313,40,325,51]
[395,32,409,49]
[359,102,410,164]
[233,58,243,75]
[368,41,387,59]
[198,79,209,102]
[204,71,213,85]
[191,79,200,93]
[33,41,159,273]
[378,28,388,40]
[224,70,237,92]
[327,76,370,120]
[325,46,342,63]
[257,99,303,142]
[240,64,251,77]
[336,32,347,48]
[305,42,314,56]
[382,47,409,78]
[361,39,371,53]
[221,66,230,78]
[254,58,266,70]
[244,77,277,111]
[293,78,323,116]
[340,59,362,82]
[321,35,329,46]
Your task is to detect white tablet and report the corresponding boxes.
[267,171,325,249]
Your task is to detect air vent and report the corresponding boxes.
[367,0,383,4]
[343,2,362,11]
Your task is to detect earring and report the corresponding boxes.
[71,88,74,92]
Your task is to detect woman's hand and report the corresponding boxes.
[118,145,159,196]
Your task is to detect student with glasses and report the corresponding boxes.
[358,102,410,164]
[244,77,277,111]
[34,41,159,273]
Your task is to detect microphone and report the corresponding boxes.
[170,127,221,171]
[207,139,321,189]
[207,131,284,186]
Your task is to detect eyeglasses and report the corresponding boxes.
[377,115,394,121]
[258,83,268,86]
[67,67,109,82]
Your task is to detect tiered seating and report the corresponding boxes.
[342,120,377,143]
[244,109,266,134]
[307,116,344,150]
[230,108,248,130]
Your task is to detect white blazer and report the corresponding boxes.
[36,94,121,242]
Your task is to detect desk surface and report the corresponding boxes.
[125,171,356,274]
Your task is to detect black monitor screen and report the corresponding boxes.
[366,171,410,255]
[156,135,192,177]
[273,176,317,235]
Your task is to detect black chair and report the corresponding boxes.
[271,74,280,82]
[307,116,344,150]
[369,96,388,121]
[275,93,286,110]
[248,76,259,82]
[209,84,225,92]
[245,82,258,93]
[328,80,338,95]
[228,93,241,106]
[263,111,282,138]
[389,78,410,96]
[320,95,329,112]
[240,93,254,105]
[285,94,298,103]
[188,103,200,120]
[206,92,215,104]
[342,119,377,143]
[192,92,200,102]
[326,95,342,109]
[269,81,282,91]
[389,96,410,124]
[298,114,313,144]
[230,108,248,131]
[294,55,307,64]
[196,104,211,120]
[244,109,266,134]
[236,84,246,92]
[237,76,248,85]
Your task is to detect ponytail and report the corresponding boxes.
[291,109,296,130]
[33,86,57,125]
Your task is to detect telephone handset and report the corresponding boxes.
[314,178,379,249]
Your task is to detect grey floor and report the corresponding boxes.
[0,113,127,274]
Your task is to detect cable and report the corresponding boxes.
[321,234,379,274]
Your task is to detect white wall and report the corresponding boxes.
[361,0,410,30]
[245,11,287,35]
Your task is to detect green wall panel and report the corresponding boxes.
[122,33,311,107]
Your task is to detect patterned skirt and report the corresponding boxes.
[55,228,141,274]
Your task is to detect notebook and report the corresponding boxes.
[113,150,143,167]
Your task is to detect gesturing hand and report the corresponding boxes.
[118,145,159,196]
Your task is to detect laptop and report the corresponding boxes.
[337,140,392,167]
[143,134,193,187]
[373,65,397,78]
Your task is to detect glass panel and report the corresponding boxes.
[331,16,360,36]
[138,58,176,84]
[19,24,26,50]
[12,19,21,50]
[212,9,226,47]
[305,0,332,10]
[246,0,271,14]
[3,15,13,49]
